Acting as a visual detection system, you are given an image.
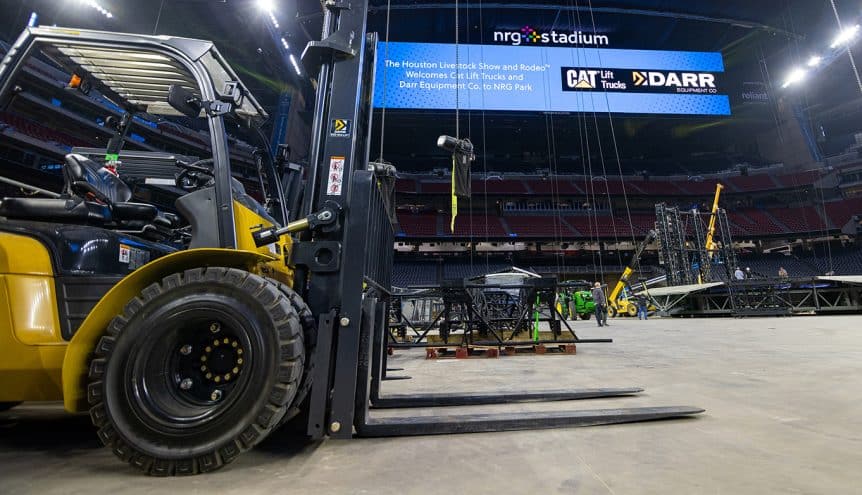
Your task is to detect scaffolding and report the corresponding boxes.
[655,203,737,286]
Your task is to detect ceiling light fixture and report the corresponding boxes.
[781,67,808,88]
[831,25,860,49]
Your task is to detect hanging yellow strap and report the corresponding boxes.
[450,155,458,233]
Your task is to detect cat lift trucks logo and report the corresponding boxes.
[561,68,628,91]
[562,67,722,95]
[330,118,352,137]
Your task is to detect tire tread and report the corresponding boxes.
[87,267,305,476]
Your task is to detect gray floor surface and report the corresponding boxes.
[1,315,861,494]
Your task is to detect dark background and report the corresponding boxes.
[0,0,859,175]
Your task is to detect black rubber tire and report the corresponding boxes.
[627,305,638,317]
[265,279,316,427]
[0,402,21,412]
[579,313,591,321]
[87,267,305,476]
[608,306,618,318]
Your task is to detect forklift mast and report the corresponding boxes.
[295,0,702,441]
[297,0,390,439]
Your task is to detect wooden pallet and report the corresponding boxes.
[425,343,577,359]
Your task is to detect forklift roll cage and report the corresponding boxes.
[0,26,277,249]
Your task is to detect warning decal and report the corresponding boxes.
[119,244,131,264]
[326,156,346,196]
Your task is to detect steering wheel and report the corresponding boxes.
[176,158,215,190]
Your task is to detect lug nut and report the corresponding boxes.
[210,322,221,333]
[180,345,192,356]
[340,317,350,327]
[179,378,193,390]
[330,421,341,433]
[211,390,223,401]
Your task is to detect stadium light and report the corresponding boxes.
[289,53,302,76]
[256,0,275,12]
[782,67,808,89]
[807,56,823,67]
[76,0,114,19]
[830,24,860,49]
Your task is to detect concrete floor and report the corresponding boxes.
[2,316,862,494]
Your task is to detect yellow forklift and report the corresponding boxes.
[0,6,702,477]
[608,230,657,318]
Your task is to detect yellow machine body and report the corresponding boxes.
[0,232,67,402]
[0,199,296,411]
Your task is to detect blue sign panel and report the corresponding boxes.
[373,42,731,116]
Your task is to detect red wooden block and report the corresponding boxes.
[534,344,547,355]
[426,348,438,359]
[562,344,577,355]
[504,346,517,356]
[455,347,469,359]
[486,348,500,358]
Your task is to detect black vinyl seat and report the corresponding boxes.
[0,154,177,235]
[0,197,109,224]
[63,154,160,223]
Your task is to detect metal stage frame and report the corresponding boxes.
[389,277,610,348]
[648,277,862,317]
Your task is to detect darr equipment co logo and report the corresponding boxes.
[494,26,610,47]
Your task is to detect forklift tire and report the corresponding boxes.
[579,313,591,321]
[266,279,316,428]
[609,306,618,318]
[87,267,305,476]
[627,305,638,317]
[0,402,21,412]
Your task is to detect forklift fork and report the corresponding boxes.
[298,0,703,443]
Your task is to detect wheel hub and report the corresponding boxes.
[198,337,244,384]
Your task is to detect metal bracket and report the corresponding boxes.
[302,2,357,70]
[322,0,351,10]
[290,241,342,273]
[204,100,233,117]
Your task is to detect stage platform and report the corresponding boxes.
[646,277,862,317]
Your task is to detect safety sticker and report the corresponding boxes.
[327,156,346,196]
[119,244,131,264]
[330,118,351,137]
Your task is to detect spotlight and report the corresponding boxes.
[831,24,860,49]
[289,53,302,76]
[280,37,289,50]
[77,0,114,19]
[256,0,275,12]
[781,67,807,88]
[807,56,822,67]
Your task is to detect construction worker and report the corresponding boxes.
[636,293,649,320]
[592,282,609,327]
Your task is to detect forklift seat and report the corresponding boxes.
[62,154,160,223]
[0,154,176,233]
[0,196,109,223]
